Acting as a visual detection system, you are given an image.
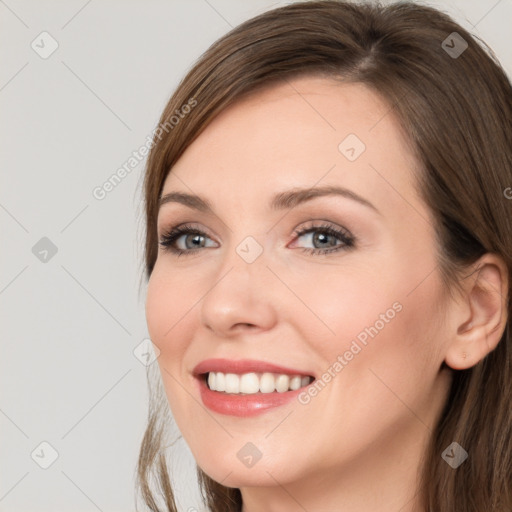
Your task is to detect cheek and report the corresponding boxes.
[328,268,446,419]
[145,272,168,352]
[145,266,198,422]
[292,254,445,407]
[282,261,399,359]
[145,265,194,360]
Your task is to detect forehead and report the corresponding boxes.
[161,76,424,219]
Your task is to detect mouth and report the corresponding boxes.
[192,359,316,417]
[203,371,314,394]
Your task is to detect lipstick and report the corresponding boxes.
[193,358,314,417]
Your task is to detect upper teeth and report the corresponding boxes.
[207,372,312,394]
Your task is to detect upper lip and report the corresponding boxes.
[193,358,315,378]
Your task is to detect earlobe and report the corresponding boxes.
[444,254,509,371]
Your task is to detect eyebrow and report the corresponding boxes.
[158,185,380,215]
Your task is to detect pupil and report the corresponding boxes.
[188,234,203,248]
[183,232,337,250]
[315,232,331,247]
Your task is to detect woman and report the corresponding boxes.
[137,1,512,510]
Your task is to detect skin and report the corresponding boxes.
[145,76,508,512]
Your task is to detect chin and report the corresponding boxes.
[195,447,309,489]
[199,464,289,488]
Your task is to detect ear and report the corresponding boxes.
[444,253,509,370]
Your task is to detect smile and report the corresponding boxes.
[206,371,313,394]
[193,358,316,417]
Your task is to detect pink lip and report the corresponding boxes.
[193,358,313,377]
[192,358,315,418]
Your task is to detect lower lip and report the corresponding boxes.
[196,375,307,417]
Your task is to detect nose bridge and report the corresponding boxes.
[219,211,276,276]
[199,230,280,334]
[234,234,266,267]
[214,231,271,296]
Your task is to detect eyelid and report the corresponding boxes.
[290,220,353,243]
[158,221,215,239]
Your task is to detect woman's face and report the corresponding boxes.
[146,76,453,490]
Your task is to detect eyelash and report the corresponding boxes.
[158,221,355,257]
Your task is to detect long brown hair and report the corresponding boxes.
[136,1,512,510]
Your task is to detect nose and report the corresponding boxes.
[200,243,279,339]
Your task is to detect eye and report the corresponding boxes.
[158,221,355,257]
[159,223,217,256]
[291,221,355,255]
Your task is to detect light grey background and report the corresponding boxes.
[1,1,511,511]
